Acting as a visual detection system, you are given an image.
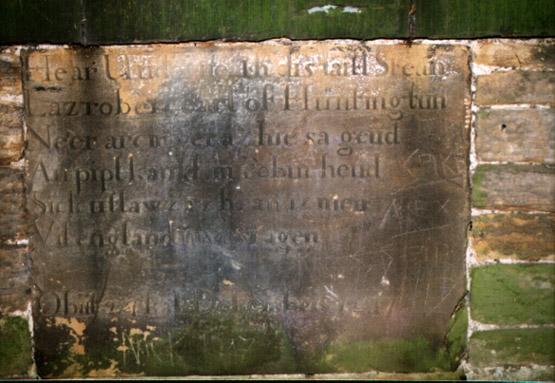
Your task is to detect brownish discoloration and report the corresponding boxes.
[476,71,554,106]
[0,167,26,244]
[0,246,31,313]
[476,109,554,163]
[472,214,555,262]
[473,165,554,212]
[0,47,23,97]
[0,47,24,165]
[474,40,555,69]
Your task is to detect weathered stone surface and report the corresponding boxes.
[466,365,555,381]
[0,316,33,377]
[475,109,554,163]
[471,264,555,325]
[0,104,24,165]
[0,246,31,313]
[472,214,555,262]
[23,42,470,377]
[472,165,555,212]
[473,40,555,69]
[469,328,555,368]
[0,167,26,244]
[475,71,554,106]
[0,47,23,98]
[0,48,24,165]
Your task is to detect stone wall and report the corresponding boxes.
[0,39,553,379]
[0,46,34,377]
[466,39,554,381]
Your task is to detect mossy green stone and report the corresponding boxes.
[0,317,33,377]
[416,0,555,38]
[471,264,555,325]
[470,328,555,367]
[1,0,554,44]
[325,306,468,373]
[471,165,491,208]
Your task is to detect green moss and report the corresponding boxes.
[139,309,286,376]
[325,306,468,373]
[445,306,468,370]
[471,264,555,325]
[84,0,408,44]
[470,328,555,367]
[326,337,442,373]
[471,165,492,208]
[0,317,33,377]
[323,292,468,374]
[416,0,555,38]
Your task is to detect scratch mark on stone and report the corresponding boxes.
[392,224,449,238]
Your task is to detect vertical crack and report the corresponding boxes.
[408,0,416,47]
[79,0,88,46]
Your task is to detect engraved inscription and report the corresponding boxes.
[24,42,470,376]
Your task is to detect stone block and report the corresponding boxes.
[0,246,31,313]
[466,365,555,381]
[475,109,554,163]
[474,41,555,70]
[472,165,554,212]
[469,328,555,367]
[471,264,554,325]
[0,167,26,243]
[472,214,555,262]
[0,47,22,101]
[475,71,554,106]
[23,42,470,377]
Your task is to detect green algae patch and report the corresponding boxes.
[445,306,468,370]
[325,337,447,373]
[34,308,319,377]
[471,165,492,208]
[0,316,33,377]
[324,304,467,373]
[471,264,555,325]
[130,310,287,376]
[470,328,555,367]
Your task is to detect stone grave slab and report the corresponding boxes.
[23,41,470,377]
